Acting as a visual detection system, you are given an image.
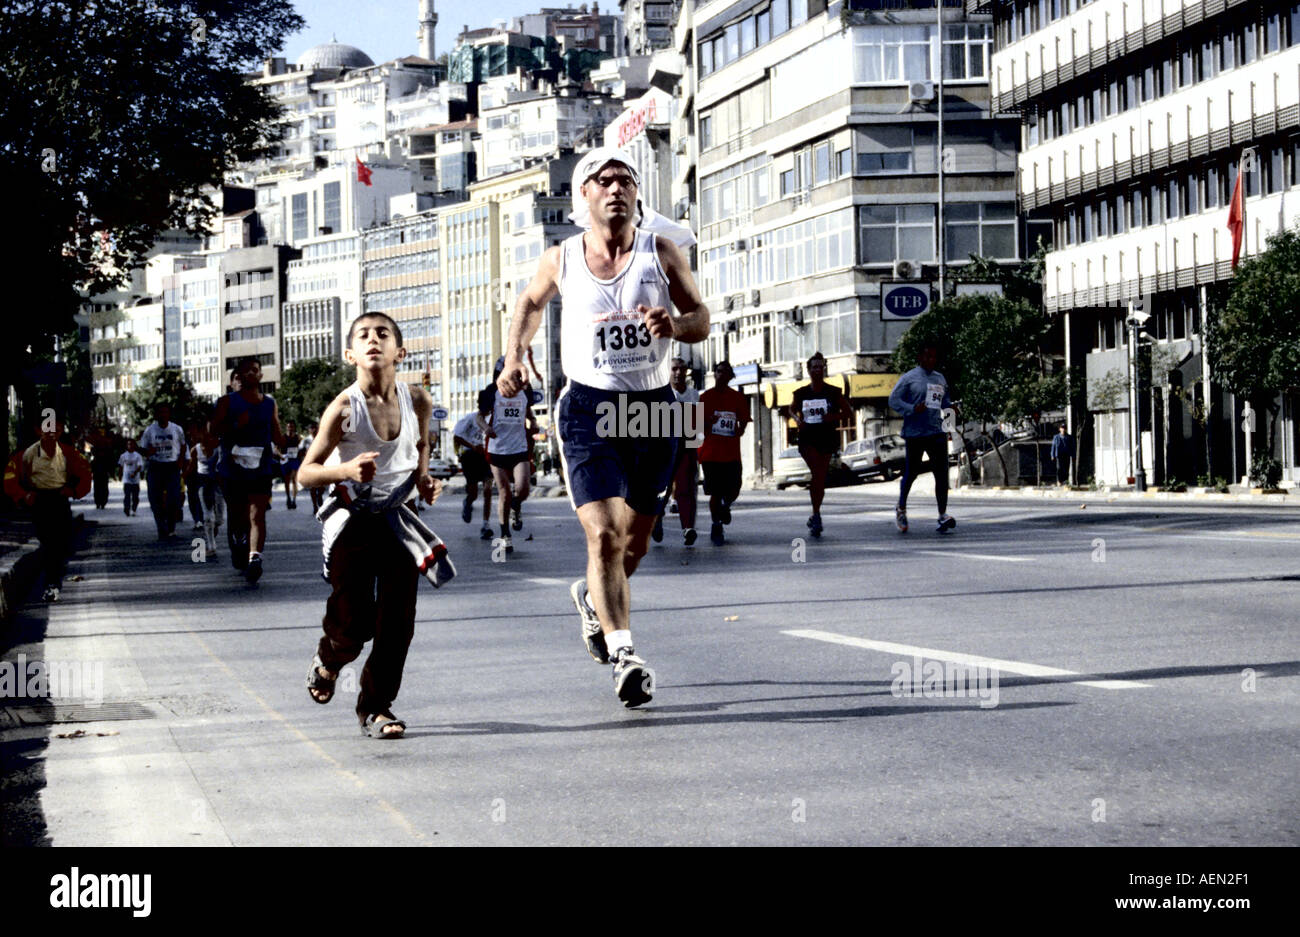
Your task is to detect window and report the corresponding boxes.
[857,152,910,174]
[859,204,935,264]
[814,143,831,185]
[740,17,756,55]
[836,148,851,177]
[773,0,789,35]
[757,9,771,45]
[700,40,714,76]
[854,25,933,83]
[323,182,340,234]
[292,193,307,241]
[942,24,990,80]
[700,115,713,149]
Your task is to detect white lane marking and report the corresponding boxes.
[526,577,566,585]
[782,628,1150,689]
[862,546,1033,562]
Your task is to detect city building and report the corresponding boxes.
[361,212,442,406]
[283,231,362,370]
[171,259,224,400]
[671,0,1020,479]
[439,200,501,441]
[621,0,679,55]
[985,0,1300,483]
[220,244,298,390]
[478,78,623,178]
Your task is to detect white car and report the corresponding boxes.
[428,457,457,479]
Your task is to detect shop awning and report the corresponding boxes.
[762,373,899,408]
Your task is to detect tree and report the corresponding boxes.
[120,368,211,436]
[276,357,353,428]
[1208,226,1300,454]
[0,0,304,463]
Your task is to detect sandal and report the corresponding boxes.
[307,654,337,704]
[360,712,406,739]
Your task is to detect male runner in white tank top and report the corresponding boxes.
[498,148,709,708]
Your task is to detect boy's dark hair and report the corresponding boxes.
[237,356,261,374]
[346,312,404,347]
[807,351,826,368]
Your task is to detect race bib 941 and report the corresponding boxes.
[592,310,660,373]
[712,410,738,437]
[926,383,945,409]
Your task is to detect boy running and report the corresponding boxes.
[298,312,452,739]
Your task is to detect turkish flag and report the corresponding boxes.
[356,156,373,187]
[1227,161,1244,269]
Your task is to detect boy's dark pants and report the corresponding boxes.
[33,491,72,589]
[317,512,419,720]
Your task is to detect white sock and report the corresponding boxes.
[605,629,633,658]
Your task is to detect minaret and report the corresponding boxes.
[418,0,437,60]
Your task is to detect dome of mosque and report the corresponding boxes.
[296,39,374,70]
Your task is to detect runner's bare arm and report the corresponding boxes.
[655,237,709,343]
[501,247,561,395]
[270,400,286,450]
[411,385,440,503]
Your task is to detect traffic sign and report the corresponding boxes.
[431,406,449,421]
[530,389,544,405]
[881,282,933,321]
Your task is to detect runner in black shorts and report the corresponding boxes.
[499,147,709,708]
[213,357,285,582]
[785,352,853,537]
[453,408,494,540]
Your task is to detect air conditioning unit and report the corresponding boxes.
[750,289,761,307]
[730,238,748,252]
[908,80,936,104]
[893,259,921,279]
[789,305,804,327]
[674,137,688,155]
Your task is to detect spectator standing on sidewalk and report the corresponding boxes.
[3,415,92,601]
[1051,424,1075,486]
[87,424,116,510]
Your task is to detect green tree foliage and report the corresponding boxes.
[276,357,353,428]
[1208,227,1300,448]
[893,293,1060,428]
[121,368,211,436]
[0,0,304,461]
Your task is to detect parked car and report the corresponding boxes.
[773,447,811,489]
[773,447,857,489]
[842,434,906,481]
[428,457,458,479]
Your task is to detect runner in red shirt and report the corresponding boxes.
[698,360,750,545]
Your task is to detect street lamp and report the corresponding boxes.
[1125,301,1150,491]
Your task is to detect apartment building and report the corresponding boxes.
[985,0,1300,483]
[670,0,1019,477]
[220,245,298,390]
[361,211,442,394]
[283,232,362,370]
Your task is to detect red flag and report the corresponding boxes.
[356,155,373,187]
[1227,157,1245,269]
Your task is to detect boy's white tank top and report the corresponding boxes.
[330,380,419,499]
[557,227,673,392]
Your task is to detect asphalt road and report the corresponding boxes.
[3,480,1297,846]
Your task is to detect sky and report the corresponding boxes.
[283,0,602,66]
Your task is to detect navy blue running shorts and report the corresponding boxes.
[557,381,678,516]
